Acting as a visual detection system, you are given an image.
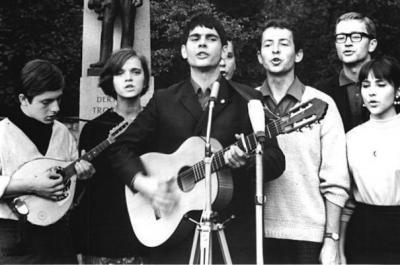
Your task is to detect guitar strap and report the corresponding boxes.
[71,184,86,210]
[227,80,254,102]
[228,80,279,122]
[262,104,280,121]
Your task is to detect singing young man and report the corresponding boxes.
[0,59,94,264]
[219,40,237,80]
[316,12,378,132]
[256,19,350,264]
[107,13,285,264]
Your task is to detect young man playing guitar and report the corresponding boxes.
[0,59,94,264]
[107,13,285,264]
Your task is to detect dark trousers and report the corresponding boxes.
[345,203,400,264]
[0,218,77,264]
[264,238,322,264]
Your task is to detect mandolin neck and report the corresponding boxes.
[62,138,113,180]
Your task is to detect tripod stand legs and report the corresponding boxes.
[189,227,200,265]
[216,227,233,264]
[189,223,233,265]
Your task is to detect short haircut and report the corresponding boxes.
[227,40,235,55]
[19,59,65,102]
[182,12,227,46]
[99,48,150,99]
[359,55,400,89]
[336,12,377,38]
[259,19,303,53]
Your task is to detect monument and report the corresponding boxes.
[79,0,152,125]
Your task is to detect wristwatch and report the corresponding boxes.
[324,232,340,241]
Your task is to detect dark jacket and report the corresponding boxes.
[315,73,368,132]
[107,77,285,264]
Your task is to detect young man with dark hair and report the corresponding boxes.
[107,13,285,264]
[316,12,378,132]
[220,40,237,80]
[0,59,94,264]
[256,19,350,264]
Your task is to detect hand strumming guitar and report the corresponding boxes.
[24,168,66,201]
[28,158,94,202]
[132,172,178,214]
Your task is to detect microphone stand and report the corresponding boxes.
[190,82,232,265]
[255,133,266,265]
[198,93,216,265]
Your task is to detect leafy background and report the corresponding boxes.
[1,0,399,116]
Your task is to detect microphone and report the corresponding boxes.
[248,100,266,142]
[209,81,220,106]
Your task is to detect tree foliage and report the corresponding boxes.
[152,0,400,88]
[1,0,400,115]
[151,0,252,88]
[0,0,82,116]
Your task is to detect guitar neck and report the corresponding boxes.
[62,138,113,180]
[190,118,283,183]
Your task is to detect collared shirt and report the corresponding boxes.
[258,77,305,117]
[191,78,212,110]
[339,70,363,128]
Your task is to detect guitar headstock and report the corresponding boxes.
[276,98,328,134]
[108,120,131,143]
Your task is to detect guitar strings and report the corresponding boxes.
[177,120,285,186]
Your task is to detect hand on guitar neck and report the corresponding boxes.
[132,172,179,214]
[75,150,96,181]
[224,135,249,168]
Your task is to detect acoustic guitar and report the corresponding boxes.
[10,119,131,226]
[126,98,328,247]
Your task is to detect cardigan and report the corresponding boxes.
[0,118,78,220]
[258,84,350,242]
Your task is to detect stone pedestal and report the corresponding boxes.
[79,0,152,125]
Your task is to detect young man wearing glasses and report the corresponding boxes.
[317,12,378,132]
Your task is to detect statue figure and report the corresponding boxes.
[88,0,143,68]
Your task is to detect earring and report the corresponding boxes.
[362,103,366,107]
[394,96,400,105]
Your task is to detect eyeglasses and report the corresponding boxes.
[335,32,372,44]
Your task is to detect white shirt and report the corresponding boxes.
[344,114,400,221]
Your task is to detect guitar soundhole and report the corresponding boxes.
[177,166,195,192]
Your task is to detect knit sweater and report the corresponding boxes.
[262,86,350,243]
[343,114,400,222]
[0,118,78,220]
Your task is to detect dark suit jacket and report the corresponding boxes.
[315,73,368,132]
[107,77,285,263]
